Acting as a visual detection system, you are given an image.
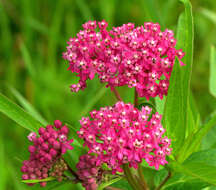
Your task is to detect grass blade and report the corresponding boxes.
[9,86,47,125]
[20,42,36,77]
[0,93,42,132]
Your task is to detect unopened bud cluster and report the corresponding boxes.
[63,20,184,99]
[21,120,73,187]
[50,159,68,182]
[78,102,171,173]
[76,154,104,190]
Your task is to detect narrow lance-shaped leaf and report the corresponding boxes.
[209,46,216,98]
[20,42,36,77]
[9,86,48,126]
[163,0,194,156]
[22,177,55,183]
[0,93,42,132]
[177,0,194,134]
[162,59,184,155]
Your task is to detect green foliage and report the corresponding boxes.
[9,86,47,125]
[98,177,123,190]
[172,149,216,185]
[162,59,185,155]
[162,0,194,156]
[209,46,216,97]
[178,112,216,162]
[22,177,56,183]
[0,93,42,132]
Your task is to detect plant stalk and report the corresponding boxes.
[112,87,123,101]
[122,164,142,190]
[155,171,172,190]
[134,88,139,107]
[137,165,149,190]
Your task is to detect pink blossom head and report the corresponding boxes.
[78,102,171,173]
[63,20,184,99]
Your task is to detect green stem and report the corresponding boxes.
[122,164,141,190]
[155,171,172,190]
[138,165,149,190]
[113,87,122,101]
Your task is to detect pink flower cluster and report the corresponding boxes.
[78,102,171,173]
[21,120,73,187]
[63,20,184,99]
[76,154,103,190]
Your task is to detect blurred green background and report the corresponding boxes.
[0,0,216,189]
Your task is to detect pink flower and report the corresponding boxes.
[63,21,184,99]
[21,121,73,187]
[78,102,171,173]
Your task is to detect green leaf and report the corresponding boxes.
[111,178,133,190]
[66,123,85,149]
[9,86,48,126]
[209,46,216,97]
[0,93,42,132]
[202,125,216,150]
[162,59,185,155]
[155,96,166,115]
[178,112,216,162]
[185,101,196,138]
[22,177,55,183]
[177,0,194,95]
[171,149,216,185]
[98,177,123,190]
[163,0,194,157]
[162,173,208,190]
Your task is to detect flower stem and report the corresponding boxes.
[105,187,124,190]
[137,165,149,190]
[155,171,172,190]
[134,88,139,107]
[122,164,142,190]
[113,87,123,101]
